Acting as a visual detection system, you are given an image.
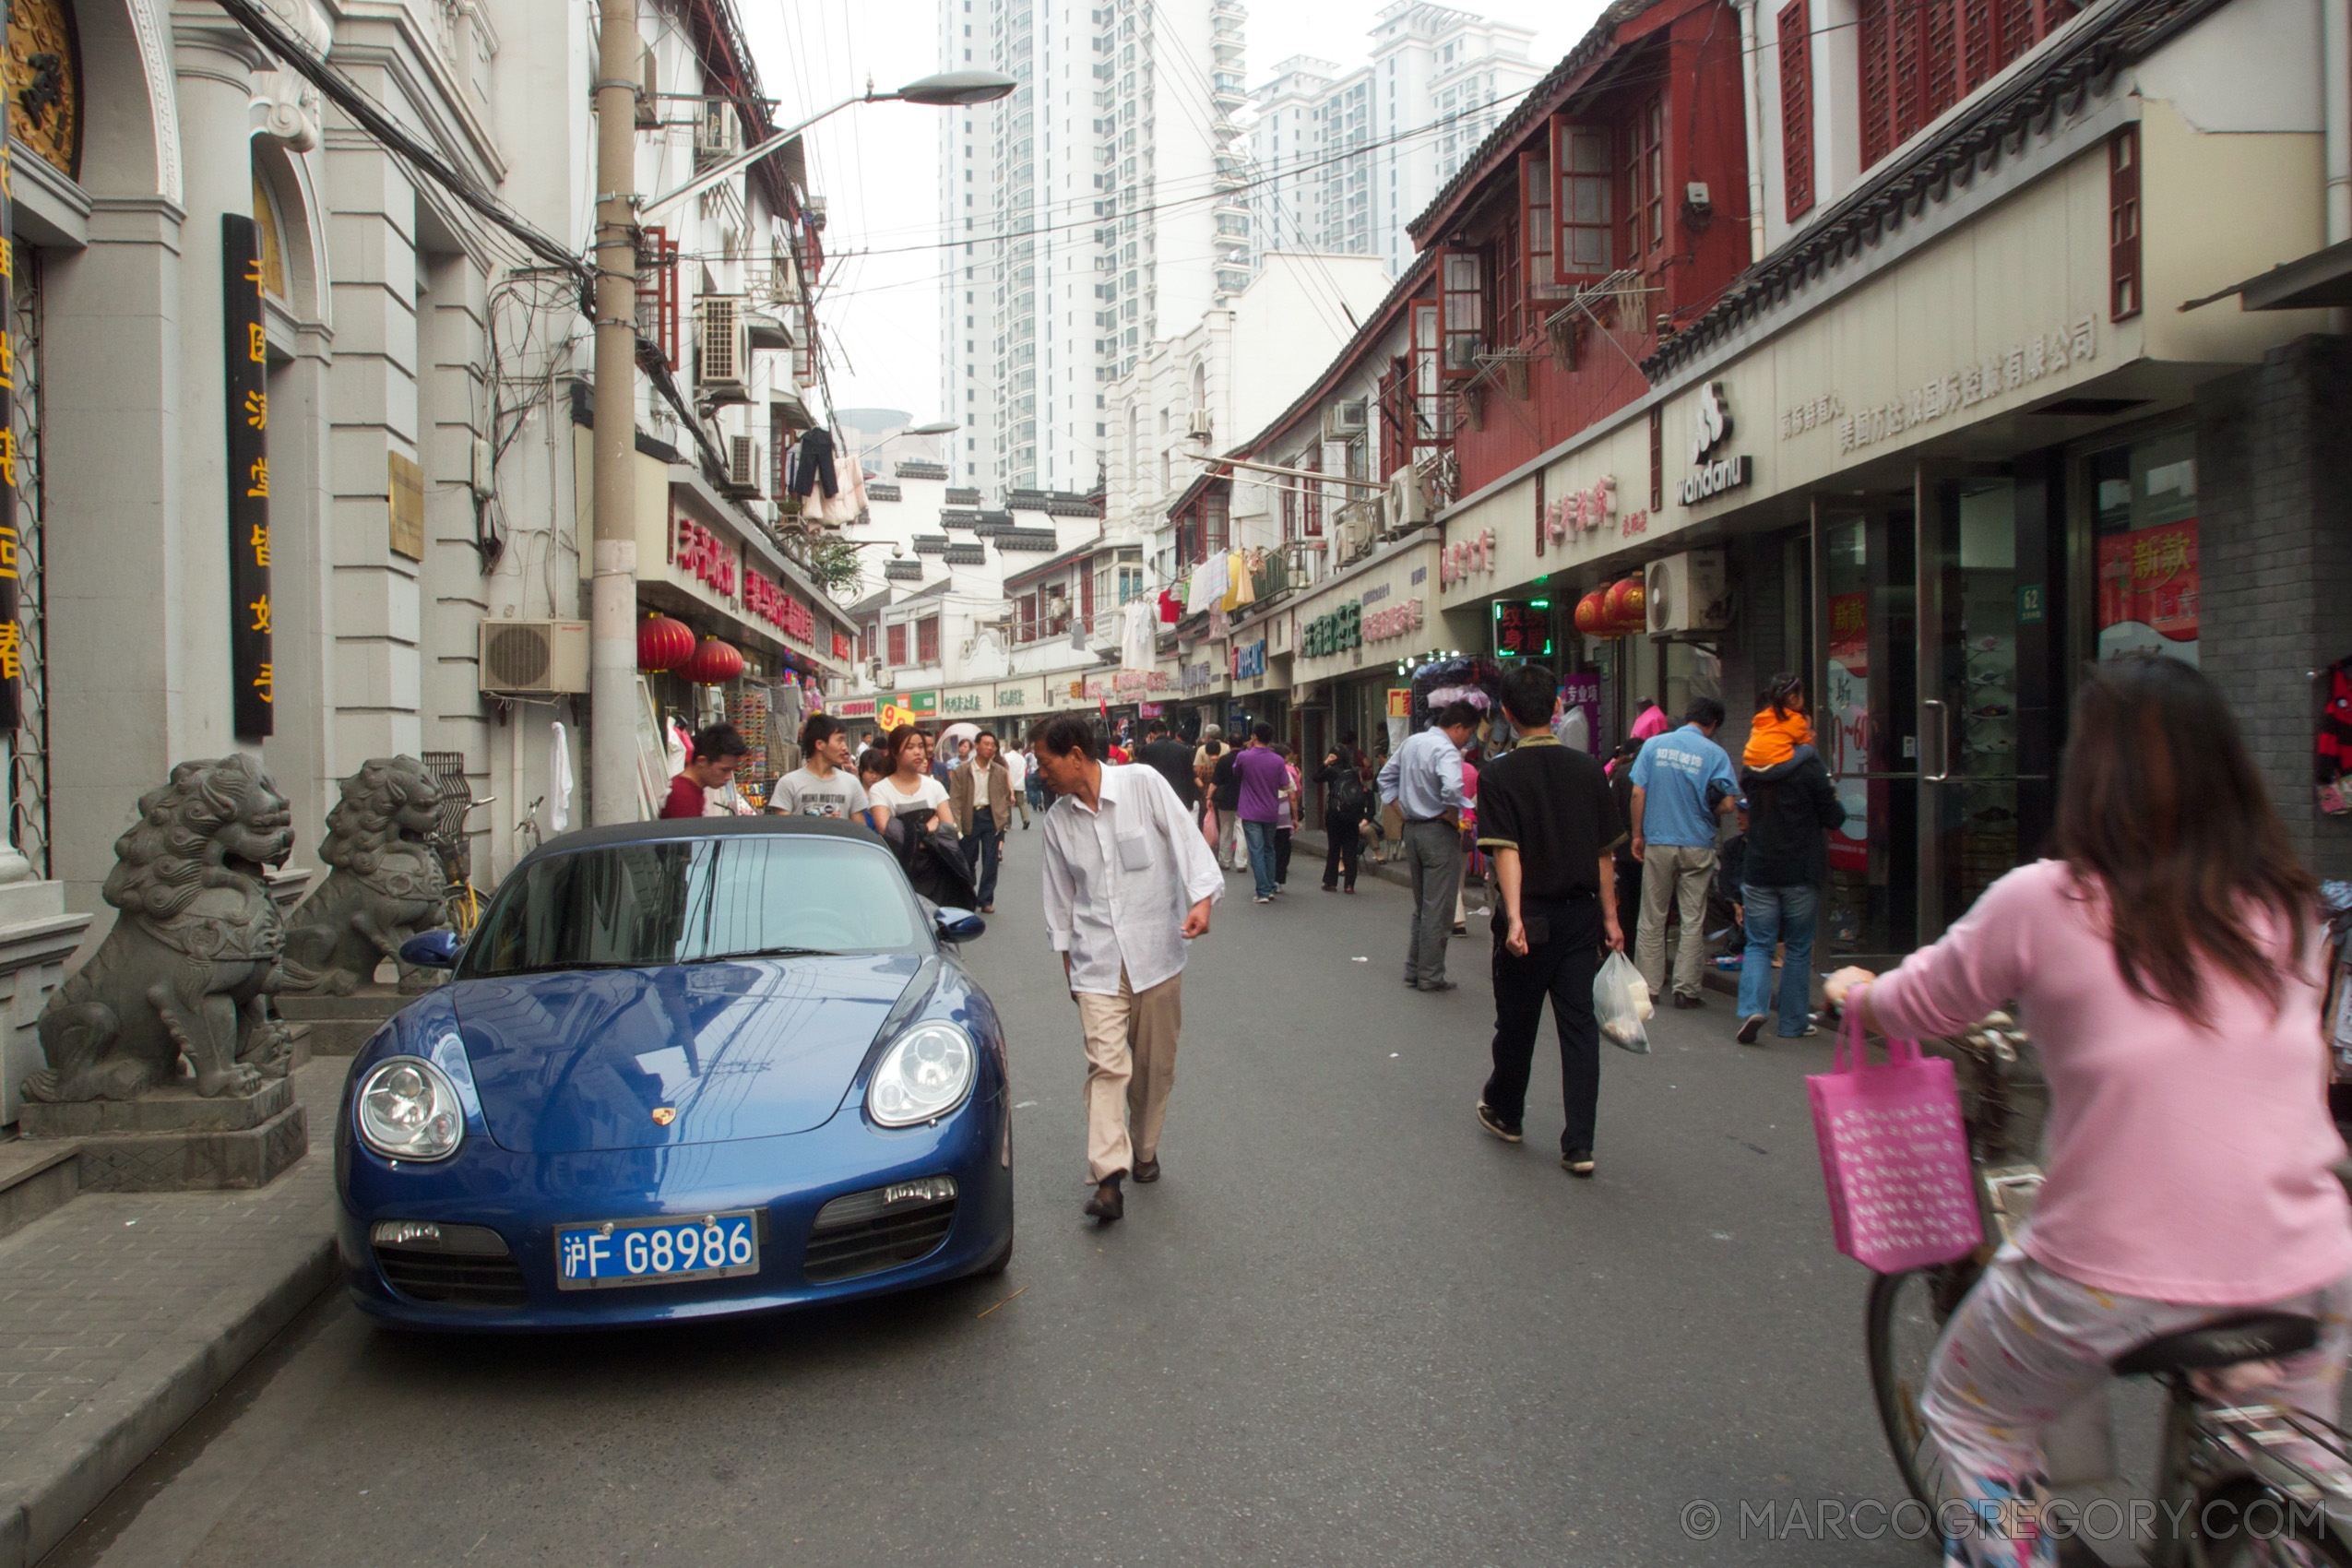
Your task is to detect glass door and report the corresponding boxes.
[1919,469,2061,939]
[1816,498,1918,960]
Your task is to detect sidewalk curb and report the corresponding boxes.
[0,1220,337,1566]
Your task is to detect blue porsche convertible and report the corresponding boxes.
[334,816,1014,1329]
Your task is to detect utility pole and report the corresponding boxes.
[589,0,641,824]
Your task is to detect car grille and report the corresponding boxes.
[803,1185,958,1283]
[374,1244,530,1307]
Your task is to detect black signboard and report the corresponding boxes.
[0,85,21,733]
[1491,600,1552,659]
[223,215,272,737]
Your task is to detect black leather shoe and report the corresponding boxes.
[1419,980,1457,993]
[1132,1158,1160,1183]
[1673,992,1706,1009]
[1083,1178,1125,1222]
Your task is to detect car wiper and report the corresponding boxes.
[684,945,843,964]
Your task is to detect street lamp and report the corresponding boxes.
[641,76,1017,221]
[589,62,1015,826]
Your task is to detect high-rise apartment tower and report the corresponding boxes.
[1248,2,1539,278]
[939,0,1250,496]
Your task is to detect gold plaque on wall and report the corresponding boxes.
[387,451,424,560]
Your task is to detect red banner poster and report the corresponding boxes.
[2097,518,2198,657]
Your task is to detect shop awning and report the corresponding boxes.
[2182,237,2352,313]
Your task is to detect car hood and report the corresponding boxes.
[448,956,925,1153]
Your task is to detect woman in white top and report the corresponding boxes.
[868,725,956,836]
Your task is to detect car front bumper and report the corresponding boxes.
[337,1087,1013,1331]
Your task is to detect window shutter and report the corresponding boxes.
[1552,120,1613,282]
[1778,0,1814,220]
[1439,249,1484,379]
[1859,0,1892,170]
[1520,148,1554,298]
[887,624,908,666]
[2108,125,2141,321]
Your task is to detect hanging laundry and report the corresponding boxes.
[1158,588,1182,624]
[1226,550,1253,611]
[1121,600,1156,671]
[548,720,574,834]
[789,428,838,500]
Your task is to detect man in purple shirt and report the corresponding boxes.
[1231,723,1292,903]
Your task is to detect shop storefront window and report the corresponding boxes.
[2090,427,2197,664]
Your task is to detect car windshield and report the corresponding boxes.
[460,835,929,977]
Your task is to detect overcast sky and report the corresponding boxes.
[739,0,1598,426]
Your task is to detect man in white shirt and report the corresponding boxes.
[1001,738,1030,829]
[1032,713,1223,1223]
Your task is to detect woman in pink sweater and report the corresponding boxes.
[1825,656,2352,1567]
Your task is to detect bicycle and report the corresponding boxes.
[433,795,495,938]
[1865,1015,2352,1563]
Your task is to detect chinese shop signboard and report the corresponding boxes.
[223,215,272,737]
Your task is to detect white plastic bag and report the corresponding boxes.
[1595,951,1653,1053]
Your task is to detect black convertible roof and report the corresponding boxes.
[516,814,877,864]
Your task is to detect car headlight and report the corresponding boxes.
[355,1055,466,1162]
[866,1021,976,1127]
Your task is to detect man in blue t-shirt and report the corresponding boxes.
[1628,697,1737,1008]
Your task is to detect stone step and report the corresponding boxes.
[0,1141,79,1241]
[275,984,411,1055]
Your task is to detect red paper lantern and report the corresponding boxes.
[1574,589,1611,637]
[637,614,695,672]
[681,636,745,685]
[1603,576,1646,635]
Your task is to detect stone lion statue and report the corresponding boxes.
[280,756,450,995]
[29,754,298,1102]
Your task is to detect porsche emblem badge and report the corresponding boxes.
[650,1106,677,1126]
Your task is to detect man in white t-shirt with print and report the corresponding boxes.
[767,714,884,830]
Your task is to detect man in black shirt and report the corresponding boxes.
[1134,719,1199,814]
[1474,663,1624,1176]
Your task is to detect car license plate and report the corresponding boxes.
[553,1211,760,1290]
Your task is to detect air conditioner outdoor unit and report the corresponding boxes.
[479,619,589,695]
[1186,409,1214,438]
[697,298,750,397]
[1322,398,1368,440]
[1443,335,1484,373]
[695,99,740,167]
[1386,466,1426,531]
[1645,550,1732,636]
[728,434,762,494]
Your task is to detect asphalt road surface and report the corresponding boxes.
[47,833,1940,1568]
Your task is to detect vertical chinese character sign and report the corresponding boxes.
[222,215,272,736]
[0,54,20,734]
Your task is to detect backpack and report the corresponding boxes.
[1326,760,1368,823]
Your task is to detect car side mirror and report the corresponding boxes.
[934,908,986,944]
[399,930,465,969]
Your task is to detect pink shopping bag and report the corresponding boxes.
[1808,1009,1981,1273]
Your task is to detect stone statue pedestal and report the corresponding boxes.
[19,1077,307,1192]
[274,983,408,1056]
[0,873,96,1128]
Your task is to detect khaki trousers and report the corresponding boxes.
[1074,967,1182,1182]
[1635,841,1716,1001]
